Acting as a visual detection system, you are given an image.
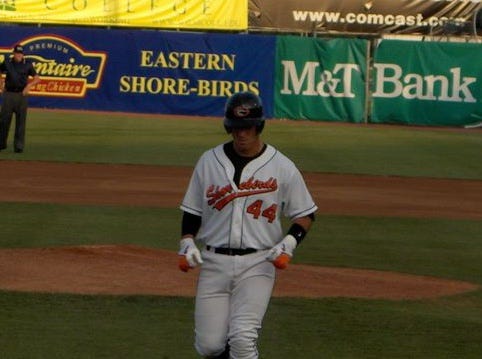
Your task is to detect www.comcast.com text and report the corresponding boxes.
[292,11,468,27]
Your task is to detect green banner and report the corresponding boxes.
[274,37,368,122]
[372,40,482,126]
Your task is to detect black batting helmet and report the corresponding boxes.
[224,92,265,133]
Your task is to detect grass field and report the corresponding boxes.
[0,109,481,358]
[2,109,481,179]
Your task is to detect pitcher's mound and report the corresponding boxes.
[0,245,477,300]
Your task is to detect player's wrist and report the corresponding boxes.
[286,223,307,246]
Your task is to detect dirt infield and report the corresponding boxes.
[2,160,481,218]
[0,245,477,300]
[0,160,481,299]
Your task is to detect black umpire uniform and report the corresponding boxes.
[0,44,40,153]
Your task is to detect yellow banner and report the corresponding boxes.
[0,0,247,30]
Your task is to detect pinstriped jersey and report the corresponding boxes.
[181,143,317,249]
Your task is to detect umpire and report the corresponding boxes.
[0,44,40,153]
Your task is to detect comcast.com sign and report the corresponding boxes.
[250,0,481,34]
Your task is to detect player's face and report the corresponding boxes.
[13,52,24,62]
[231,126,262,157]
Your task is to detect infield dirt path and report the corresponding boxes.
[0,160,480,299]
[1,160,481,219]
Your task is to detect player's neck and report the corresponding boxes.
[233,139,264,158]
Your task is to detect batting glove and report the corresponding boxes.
[266,235,297,269]
[178,237,203,272]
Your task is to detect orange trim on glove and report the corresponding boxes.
[273,253,291,269]
[178,255,191,272]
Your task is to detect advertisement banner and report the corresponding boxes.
[371,40,482,126]
[249,0,481,35]
[0,26,275,117]
[0,0,247,30]
[274,36,368,122]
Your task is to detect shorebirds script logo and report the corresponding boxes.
[0,34,106,97]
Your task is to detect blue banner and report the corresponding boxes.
[0,26,275,118]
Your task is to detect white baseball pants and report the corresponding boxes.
[194,249,275,359]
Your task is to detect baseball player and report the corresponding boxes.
[178,91,317,358]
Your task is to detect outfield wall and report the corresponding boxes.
[0,26,480,126]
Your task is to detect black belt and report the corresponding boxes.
[206,245,257,256]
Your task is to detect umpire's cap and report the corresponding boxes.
[13,44,24,54]
[224,91,265,133]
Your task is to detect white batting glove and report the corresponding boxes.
[266,235,297,262]
[178,238,203,272]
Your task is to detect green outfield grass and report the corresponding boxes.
[1,291,481,359]
[0,109,480,179]
[1,110,481,358]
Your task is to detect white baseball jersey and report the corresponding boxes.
[181,143,318,249]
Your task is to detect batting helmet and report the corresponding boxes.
[224,92,265,133]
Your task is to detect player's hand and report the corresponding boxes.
[178,237,203,272]
[22,84,32,96]
[266,235,297,269]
